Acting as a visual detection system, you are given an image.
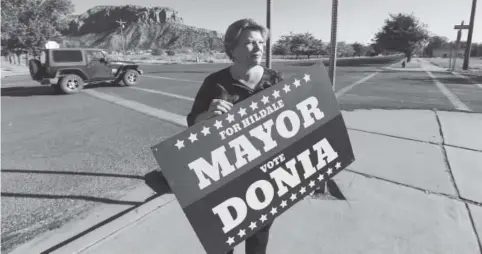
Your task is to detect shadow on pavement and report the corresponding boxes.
[398,76,476,86]
[1,86,58,97]
[38,169,172,254]
[1,168,148,206]
[1,169,144,180]
[144,170,172,198]
[1,192,143,206]
[310,179,347,200]
[0,82,122,97]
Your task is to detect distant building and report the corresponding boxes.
[433,42,466,58]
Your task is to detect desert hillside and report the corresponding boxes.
[61,5,224,53]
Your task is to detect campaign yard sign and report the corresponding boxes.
[151,65,355,254]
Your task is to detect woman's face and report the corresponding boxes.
[231,29,265,67]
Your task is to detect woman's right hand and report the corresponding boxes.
[208,99,233,117]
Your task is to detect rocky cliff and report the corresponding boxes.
[61,5,223,52]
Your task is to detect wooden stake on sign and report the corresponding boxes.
[266,0,272,69]
[328,0,339,88]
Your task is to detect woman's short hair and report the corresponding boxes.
[224,18,269,61]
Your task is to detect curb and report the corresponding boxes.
[8,183,166,254]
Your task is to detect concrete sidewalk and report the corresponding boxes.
[9,109,482,254]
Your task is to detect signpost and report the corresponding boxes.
[116,19,127,58]
[451,21,469,71]
[151,65,355,254]
[463,0,478,70]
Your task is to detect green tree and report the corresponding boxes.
[272,35,292,55]
[1,0,74,57]
[424,35,449,57]
[373,13,429,61]
[351,42,364,56]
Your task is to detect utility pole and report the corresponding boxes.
[266,0,273,69]
[116,19,126,59]
[328,0,339,88]
[462,0,478,70]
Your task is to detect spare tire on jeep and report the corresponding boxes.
[29,59,45,81]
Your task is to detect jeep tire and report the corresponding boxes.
[58,74,84,94]
[122,69,139,86]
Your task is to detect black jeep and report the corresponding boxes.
[29,48,144,94]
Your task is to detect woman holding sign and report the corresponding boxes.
[187,18,283,254]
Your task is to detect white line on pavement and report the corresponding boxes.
[143,75,200,83]
[334,60,405,98]
[451,72,482,90]
[424,70,471,112]
[129,87,194,101]
[83,89,188,127]
[335,71,380,98]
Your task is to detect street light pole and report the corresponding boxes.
[328,0,339,88]
[266,0,273,69]
[116,19,126,59]
[462,0,477,70]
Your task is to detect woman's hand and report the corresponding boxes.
[208,99,233,116]
[193,99,233,124]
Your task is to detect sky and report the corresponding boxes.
[73,0,481,45]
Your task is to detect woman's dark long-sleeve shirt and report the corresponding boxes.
[186,66,284,127]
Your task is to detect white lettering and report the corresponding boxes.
[245,180,275,210]
[212,197,247,233]
[296,96,325,128]
[188,146,235,190]
[229,135,261,169]
[276,110,301,139]
[249,119,278,153]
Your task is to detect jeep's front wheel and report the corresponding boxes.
[122,69,140,86]
[58,74,84,94]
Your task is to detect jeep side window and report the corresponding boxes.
[86,51,104,62]
[52,50,83,62]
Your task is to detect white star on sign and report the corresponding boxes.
[335,162,342,169]
[249,221,257,230]
[238,229,246,238]
[318,173,325,181]
[260,214,268,223]
[283,84,291,93]
[272,90,280,99]
[238,107,247,117]
[303,74,311,83]
[188,133,198,143]
[280,200,287,208]
[290,193,297,201]
[174,139,184,150]
[261,95,270,105]
[270,207,278,215]
[309,180,315,188]
[226,237,235,245]
[201,126,210,136]
[214,120,223,129]
[226,114,235,123]
[250,101,258,111]
[293,79,301,87]
[327,168,333,175]
[299,187,306,194]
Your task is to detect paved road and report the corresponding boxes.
[1,59,481,252]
